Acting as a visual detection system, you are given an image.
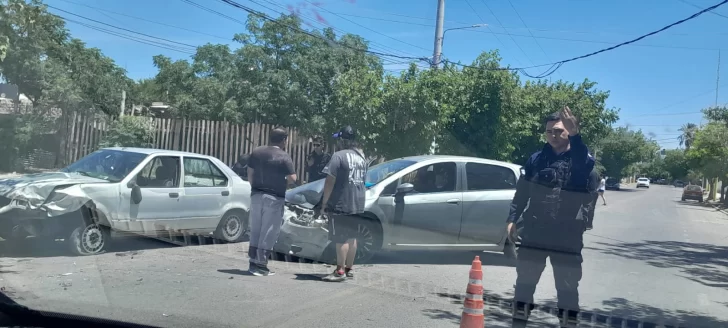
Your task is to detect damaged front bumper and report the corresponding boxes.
[274,204,331,261]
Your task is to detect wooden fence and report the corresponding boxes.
[58,112,316,181]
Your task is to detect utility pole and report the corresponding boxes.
[120,90,126,117]
[432,0,445,69]
[716,49,721,107]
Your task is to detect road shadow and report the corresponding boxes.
[293,273,328,281]
[607,188,643,193]
[217,268,254,276]
[433,292,728,327]
[0,235,177,258]
[590,240,728,289]
[673,200,721,211]
[368,250,515,267]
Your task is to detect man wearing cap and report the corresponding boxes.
[320,126,368,282]
[246,128,297,276]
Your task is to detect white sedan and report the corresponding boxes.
[0,147,251,255]
[636,178,650,188]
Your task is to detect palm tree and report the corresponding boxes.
[677,123,698,150]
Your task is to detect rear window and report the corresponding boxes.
[638,178,649,181]
[686,185,701,191]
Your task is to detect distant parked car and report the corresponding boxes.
[636,178,650,188]
[674,180,685,188]
[0,148,251,255]
[605,178,621,190]
[682,185,704,202]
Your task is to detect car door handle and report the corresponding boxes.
[221,190,230,196]
[169,192,179,198]
[446,199,460,204]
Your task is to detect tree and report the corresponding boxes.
[663,149,690,181]
[686,122,728,201]
[599,127,657,179]
[703,105,728,124]
[678,122,698,150]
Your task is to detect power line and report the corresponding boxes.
[298,0,431,54]
[63,18,196,54]
[324,12,726,52]
[58,0,232,41]
[463,0,522,67]
[506,0,564,79]
[48,5,199,49]
[179,0,246,25]
[443,0,728,76]
[248,0,413,65]
[677,0,728,19]
[478,0,535,67]
[213,0,428,63]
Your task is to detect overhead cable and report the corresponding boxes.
[443,0,728,77]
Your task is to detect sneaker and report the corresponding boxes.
[248,265,265,277]
[345,267,354,279]
[322,269,346,282]
[261,268,276,276]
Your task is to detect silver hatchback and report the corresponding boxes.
[274,155,521,262]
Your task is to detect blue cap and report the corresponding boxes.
[332,126,356,140]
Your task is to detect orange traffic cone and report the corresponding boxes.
[460,256,484,328]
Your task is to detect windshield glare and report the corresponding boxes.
[62,149,148,182]
[365,159,417,187]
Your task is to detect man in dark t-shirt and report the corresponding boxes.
[321,125,368,282]
[246,128,297,276]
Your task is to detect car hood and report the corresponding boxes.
[0,172,110,216]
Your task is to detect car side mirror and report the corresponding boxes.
[128,180,143,204]
[396,183,414,195]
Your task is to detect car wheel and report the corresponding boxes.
[69,223,110,256]
[682,198,686,201]
[215,210,248,243]
[353,217,382,263]
[699,199,704,203]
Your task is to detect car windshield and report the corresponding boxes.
[61,149,148,183]
[7,1,728,328]
[365,159,417,187]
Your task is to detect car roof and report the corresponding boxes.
[391,155,522,171]
[101,147,218,159]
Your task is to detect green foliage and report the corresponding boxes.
[0,0,131,115]
[703,105,728,124]
[678,123,698,150]
[100,116,155,148]
[686,122,728,180]
[3,4,626,164]
[663,149,690,181]
[598,127,658,178]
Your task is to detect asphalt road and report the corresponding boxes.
[1,184,727,327]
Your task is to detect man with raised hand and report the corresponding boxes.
[506,106,595,327]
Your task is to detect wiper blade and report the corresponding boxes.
[72,171,91,177]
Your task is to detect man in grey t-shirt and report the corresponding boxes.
[321,125,368,282]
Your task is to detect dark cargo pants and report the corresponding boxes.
[513,245,583,312]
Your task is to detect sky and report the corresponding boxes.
[45,0,728,150]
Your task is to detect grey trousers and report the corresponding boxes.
[248,193,285,269]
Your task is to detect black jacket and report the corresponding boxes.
[507,134,595,253]
[583,170,600,227]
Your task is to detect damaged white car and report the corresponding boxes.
[0,147,251,255]
[274,155,521,263]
